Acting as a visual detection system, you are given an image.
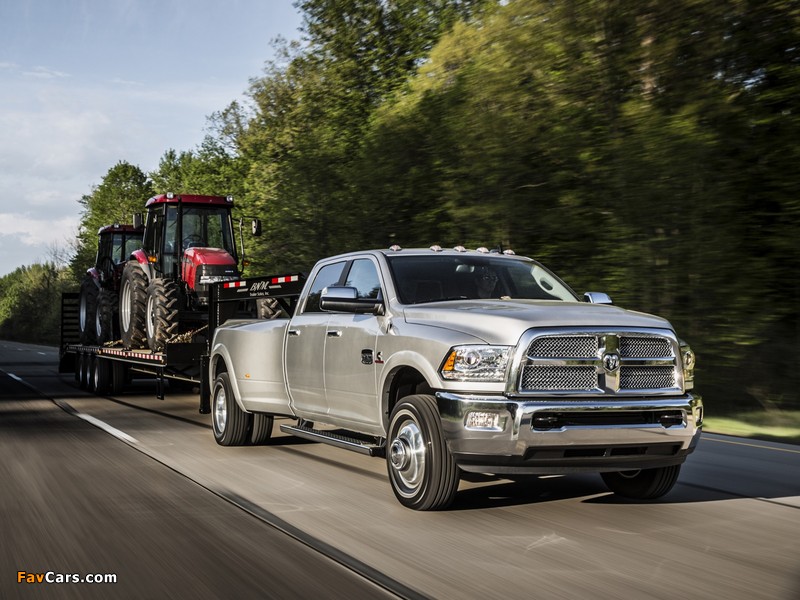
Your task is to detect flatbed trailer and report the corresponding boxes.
[58,273,306,412]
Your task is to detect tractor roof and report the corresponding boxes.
[145,194,234,208]
[97,224,143,235]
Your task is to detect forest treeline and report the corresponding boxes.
[1,0,797,410]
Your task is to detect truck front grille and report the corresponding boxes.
[515,329,681,396]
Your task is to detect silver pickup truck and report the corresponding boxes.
[209,246,703,510]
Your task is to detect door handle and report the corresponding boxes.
[327,330,342,337]
[288,329,300,336]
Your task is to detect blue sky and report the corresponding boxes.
[0,0,303,276]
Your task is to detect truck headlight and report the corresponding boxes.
[440,345,511,382]
[680,341,696,390]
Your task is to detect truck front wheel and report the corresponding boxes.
[212,372,251,446]
[601,465,681,500]
[387,394,460,511]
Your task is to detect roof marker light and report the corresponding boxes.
[430,245,443,252]
[389,244,402,252]
[476,247,489,253]
[453,245,467,252]
[166,192,175,199]
[503,249,516,255]
[226,195,234,203]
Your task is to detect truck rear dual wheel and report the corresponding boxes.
[387,394,460,511]
[601,465,681,499]
[212,372,274,446]
[120,263,148,349]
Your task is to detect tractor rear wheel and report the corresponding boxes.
[120,262,148,349]
[79,277,98,344]
[96,289,118,345]
[146,279,180,352]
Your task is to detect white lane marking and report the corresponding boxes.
[74,413,139,445]
[8,373,24,382]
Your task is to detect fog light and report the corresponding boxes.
[465,411,500,430]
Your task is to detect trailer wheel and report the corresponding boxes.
[77,353,89,390]
[93,357,112,395]
[96,289,118,345]
[212,372,251,446]
[249,413,274,445]
[146,279,179,352]
[601,465,682,499]
[120,262,148,349]
[387,394,460,511]
[85,355,96,393]
[79,277,98,344]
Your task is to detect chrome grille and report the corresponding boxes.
[527,336,598,358]
[620,366,675,389]
[521,366,596,391]
[516,329,681,396]
[620,337,673,358]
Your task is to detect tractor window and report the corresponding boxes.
[179,207,236,256]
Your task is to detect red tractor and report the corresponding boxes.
[78,224,144,345]
[119,193,262,351]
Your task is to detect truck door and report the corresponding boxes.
[323,258,383,428]
[285,261,345,417]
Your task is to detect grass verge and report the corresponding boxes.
[703,410,800,445]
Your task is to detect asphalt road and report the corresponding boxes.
[1,340,799,599]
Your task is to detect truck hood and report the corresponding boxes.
[401,299,672,345]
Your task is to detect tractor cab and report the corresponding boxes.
[121,193,262,352]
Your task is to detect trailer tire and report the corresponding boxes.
[146,279,179,352]
[387,394,460,511]
[79,277,98,344]
[93,357,112,395]
[601,465,682,499]
[111,361,126,395]
[77,353,89,390]
[249,413,274,445]
[96,289,118,345]
[212,372,251,446]
[85,355,96,393]
[120,262,148,349]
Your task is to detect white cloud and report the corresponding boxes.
[0,213,77,246]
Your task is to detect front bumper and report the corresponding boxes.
[436,391,703,475]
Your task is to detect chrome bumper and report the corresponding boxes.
[435,391,703,475]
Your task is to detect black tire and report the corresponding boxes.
[249,413,274,445]
[77,353,88,390]
[211,372,252,446]
[111,361,126,395]
[146,279,180,352]
[85,355,96,393]
[79,277,99,344]
[601,465,682,500]
[93,358,112,395]
[387,394,460,511]
[120,262,148,349]
[96,289,118,345]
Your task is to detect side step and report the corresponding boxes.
[280,424,385,457]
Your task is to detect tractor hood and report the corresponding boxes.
[182,247,238,291]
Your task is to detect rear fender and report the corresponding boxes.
[129,250,154,281]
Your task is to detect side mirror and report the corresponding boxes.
[252,219,262,236]
[133,213,143,229]
[320,286,384,315]
[584,292,613,305]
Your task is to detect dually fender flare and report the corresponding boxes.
[209,342,251,414]
[378,349,442,414]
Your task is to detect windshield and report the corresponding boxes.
[164,206,236,256]
[386,254,578,304]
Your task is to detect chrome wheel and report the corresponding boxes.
[389,418,425,496]
[214,385,227,434]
